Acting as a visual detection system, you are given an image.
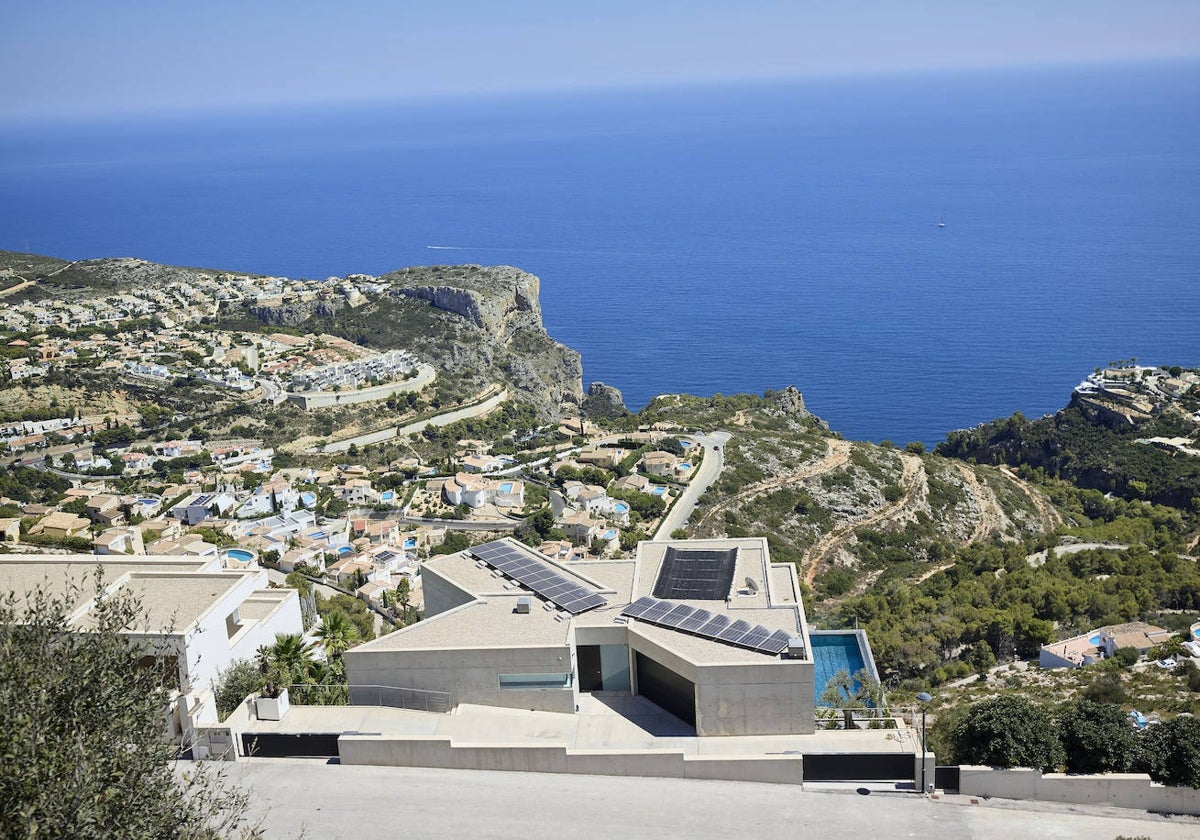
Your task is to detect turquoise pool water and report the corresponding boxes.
[381,490,394,501]
[679,463,692,470]
[1089,634,1103,645]
[812,632,869,707]
[614,502,629,513]
[499,482,513,493]
[337,545,353,555]
[404,537,417,549]
[300,492,317,507]
[651,487,665,496]
[225,549,254,562]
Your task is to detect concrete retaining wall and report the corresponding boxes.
[959,766,1200,816]
[338,735,804,785]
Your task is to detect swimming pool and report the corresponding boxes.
[404,537,418,549]
[651,486,665,496]
[680,440,693,448]
[337,545,353,555]
[679,463,692,470]
[1089,634,1103,645]
[811,631,875,707]
[614,502,629,513]
[300,492,317,507]
[603,529,617,540]
[137,497,159,506]
[381,490,394,502]
[225,548,254,563]
[499,482,514,493]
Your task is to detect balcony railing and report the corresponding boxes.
[286,683,451,714]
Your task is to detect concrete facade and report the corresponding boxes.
[345,537,815,737]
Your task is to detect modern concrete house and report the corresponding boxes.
[345,536,816,736]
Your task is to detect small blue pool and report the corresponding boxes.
[812,632,873,707]
[404,537,417,549]
[309,530,327,539]
[1089,634,1103,645]
[679,440,693,448]
[499,482,514,493]
[300,492,317,507]
[137,497,158,506]
[614,502,629,513]
[1194,627,1200,640]
[225,549,254,563]
[651,486,665,496]
[679,463,692,470]
[603,529,617,540]
[337,545,353,555]
[381,490,394,502]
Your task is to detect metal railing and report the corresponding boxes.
[348,684,452,713]
[814,706,904,731]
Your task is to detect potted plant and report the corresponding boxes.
[255,662,291,721]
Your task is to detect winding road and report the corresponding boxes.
[652,431,730,540]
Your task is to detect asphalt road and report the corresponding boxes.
[226,759,1200,840]
[653,431,730,540]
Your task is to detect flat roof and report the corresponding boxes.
[355,537,808,664]
[0,555,249,635]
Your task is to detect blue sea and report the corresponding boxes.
[2,61,1198,444]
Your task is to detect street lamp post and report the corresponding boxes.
[916,692,932,795]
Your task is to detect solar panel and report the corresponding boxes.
[652,547,738,600]
[717,619,752,643]
[678,608,712,633]
[469,539,608,615]
[618,596,795,657]
[623,596,656,618]
[761,629,793,654]
[661,603,695,628]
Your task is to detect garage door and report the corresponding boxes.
[634,651,695,728]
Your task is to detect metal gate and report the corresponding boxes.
[803,752,914,782]
[240,732,341,758]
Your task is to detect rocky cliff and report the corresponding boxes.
[242,264,583,420]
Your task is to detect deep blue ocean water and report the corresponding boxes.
[2,62,1198,444]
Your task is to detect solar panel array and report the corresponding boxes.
[652,547,737,601]
[471,540,607,615]
[621,595,793,655]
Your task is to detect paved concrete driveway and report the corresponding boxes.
[227,759,1199,840]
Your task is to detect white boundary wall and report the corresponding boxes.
[959,766,1200,815]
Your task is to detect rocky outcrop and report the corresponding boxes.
[248,299,340,326]
[376,265,583,419]
[582,381,628,420]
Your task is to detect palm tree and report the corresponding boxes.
[256,633,316,687]
[314,611,359,659]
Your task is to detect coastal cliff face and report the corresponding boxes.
[383,265,583,418]
[243,264,583,420]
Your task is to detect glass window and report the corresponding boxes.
[498,672,573,690]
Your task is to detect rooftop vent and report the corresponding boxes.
[515,596,532,614]
[783,636,807,660]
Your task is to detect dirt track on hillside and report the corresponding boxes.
[801,453,926,587]
[695,438,853,529]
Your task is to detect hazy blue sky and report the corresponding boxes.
[4,0,1199,120]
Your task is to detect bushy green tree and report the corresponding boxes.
[0,581,253,837]
[1057,700,1134,774]
[951,696,1064,772]
[1135,716,1200,788]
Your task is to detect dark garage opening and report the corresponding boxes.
[634,651,696,728]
